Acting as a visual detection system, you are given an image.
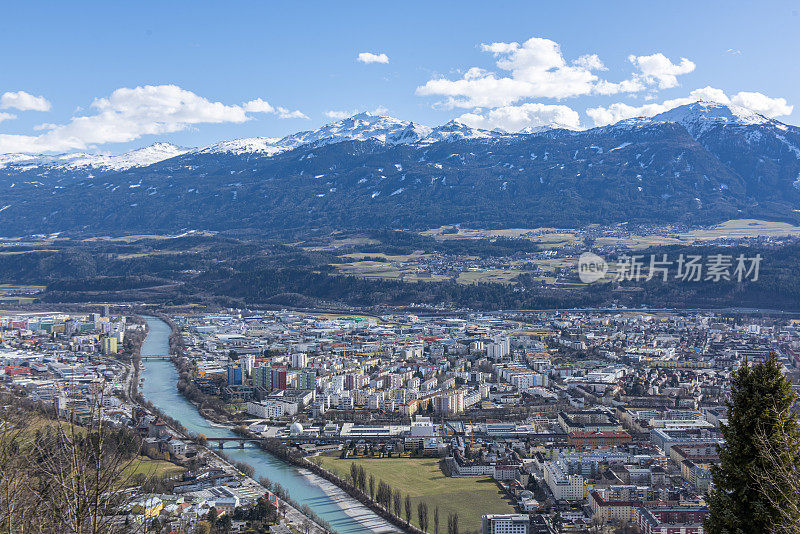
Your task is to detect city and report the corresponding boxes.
[2,2,800,533]
[3,307,797,532]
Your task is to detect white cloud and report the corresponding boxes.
[594,78,646,96]
[417,37,650,109]
[0,112,16,123]
[628,53,696,89]
[243,98,275,113]
[586,86,793,126]
[1,91,51,112]
[730,91,792,117]
[324,106,390,120]
[357,52,389,64]
[727,48,742,55]
[457,102,581,132]
[573,54,607,71]
[480,42,520,55]
[244,98,308,119]
[275,107,309,119]
[0,84,307,154]
[324,110,352,120]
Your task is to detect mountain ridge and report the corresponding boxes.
[0,101,791,171]
[1,102,799,237]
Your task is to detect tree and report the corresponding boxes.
[350,463,358,489]
[393,489,402,518]
[357,465,367,493]
[418,502,429,532]
[215,514,232,533]
[446,512,459,534]
[22,391,144,534]
[706,356,800,534]
[404,494,412,525]
[376,480,392,509]
[434,506,439,534]
[368,474,375,501]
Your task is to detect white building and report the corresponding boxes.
[291,353,308,369]
[168,439,188,456]
[543,460,584,501]
[246,400,298,418]
[482,514,529,534]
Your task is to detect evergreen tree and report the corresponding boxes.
[706,356,800,534]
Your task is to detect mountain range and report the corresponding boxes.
[1,101,799,237]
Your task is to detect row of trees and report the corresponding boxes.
[346,462,459,533]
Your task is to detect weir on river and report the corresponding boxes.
[138,316,383,534]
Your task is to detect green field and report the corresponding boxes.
[318,455,515,533]
[123,458,186,481]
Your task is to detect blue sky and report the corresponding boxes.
[1,0,798,154]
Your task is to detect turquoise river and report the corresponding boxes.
[139,316,374,534]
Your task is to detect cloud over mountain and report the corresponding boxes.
[0,85,306,154]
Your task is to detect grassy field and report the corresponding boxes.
[18,416,185,487]
[318,455,515,533]
[123,458,186,481]
[457,270,523,285]
[423,219,800,249]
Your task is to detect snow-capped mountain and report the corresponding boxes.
[195,137,284,156]
[198,112,435,157]
[0,142,188,172]
[649,101,774,136]
[0,112,522,170]
[1,104,799,237]
[421,120,506,143]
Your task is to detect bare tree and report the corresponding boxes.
[404,494,412,525]
[0,398,39,532]
[751,415,800,534]
[27,391,142,534]
[0,391,156,534]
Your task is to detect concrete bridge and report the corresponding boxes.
[139,355,172,360]
[203,437,262,449]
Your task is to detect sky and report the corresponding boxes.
[1,0,798,154]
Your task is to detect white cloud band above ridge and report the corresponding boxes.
[0,84,307,154]
[415,37,697,109]
[587,86,793,126]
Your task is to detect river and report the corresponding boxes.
[138,316,377,534]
